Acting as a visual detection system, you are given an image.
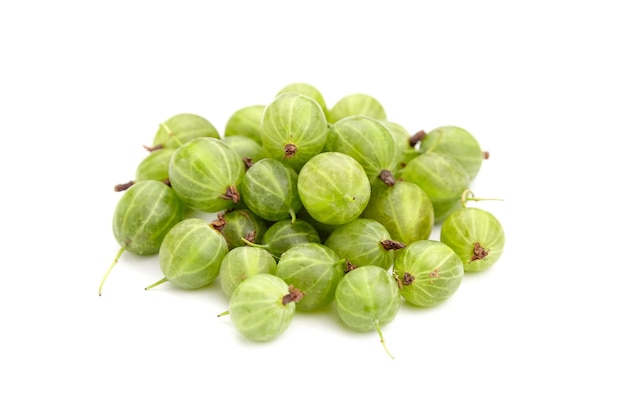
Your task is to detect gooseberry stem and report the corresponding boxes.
[461,189,504,208]
[241,237,267,249]
[145,278,168,290]
[99,246,126,296]
[374,320,394,360]
[217,310,230,317]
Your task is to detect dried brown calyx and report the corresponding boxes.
[395,272,415,289]
[243,157,255,170]
[380,239,405,251]
[114,180,135,192]
[211,212,226,232]
[483,151,490,160]
[221,185,241,203]
[284,143,297,159]
[244,230,257,244]
[282,285,305,305]
[378,169,396,186]
[409,130,426,147]
[470,242,489,262]
[344,260,357,273]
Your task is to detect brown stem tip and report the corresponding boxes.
[379,169,396,186]
[282,285,305,305]
[211,212,226,232]
[409,130,426,147]
[470,242,489,262]
[284,143,297,159]
[221,185,241,203]
[483,151,490,160]
[344,260,357,273]
[243,157,255,170]
[143,144,163,152]
[244,230,257,244]
[381,239,405,251]
[114,180,135,192]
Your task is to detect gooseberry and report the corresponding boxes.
[145,218,228,290]
[218,246,277,297]
[393,240,464,307]
[219,273,304,342]
[151,113,220,150]
[297,152,371,225]
[327,93,387,123]
[224,104,265,144]
[334,265,401,358]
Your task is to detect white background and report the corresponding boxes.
[1,1,624,416]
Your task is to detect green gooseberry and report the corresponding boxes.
[361,180,434,245]
[221,135,270,167]
[224,104,265,144]
[145,218,229,290]
[276,243,346,311]
[218,246,277,297]
[297,152,371,225]
[324,218,404,270]
[334,265,401,358]
[327,93,387,124]
[99,180,186,295]
[440,205,505,272]
[400,152,470,223]
[168,137,245,213]
[114,148,176,192]
[325,116,397,185]
[219,273,304,342]
[260,92,328,171]
[379,120,413,172]
[393,240,464,307]
[243,218,321,258]
[212,209,267,250]
[240,158,302,222]
[151,113,220,150]
[276,82,329,119]
[418,126,486,180]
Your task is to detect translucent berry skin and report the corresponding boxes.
[168,137,245,213]
[135,148,175,183]
[327,93,387,124]
[260,219,321,258]
[418,126,484,180]
[401,152,470,223]
[439,207,505,272]
[218,246,277,297]
[335,266,401,332]
[361,181,434,245]
[379,120,413,173]
[276,243,345,311]
[325,116,397,182]
[324,218,397,270]
[112,180,185,255]
[393,240,464,307]
[152,113,220,149]
[260,92,328,171]
[224,105,265,144]
[297,152,371,225]
[228,273,298,342]
[240,158,302,222]
[158,218,229,289]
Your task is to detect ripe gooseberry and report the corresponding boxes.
[224,104,265,144]
[218,246,277,297]
[218,273,304,342]
[276,243,346,311]
[99,180,186,295]
[400,151,470,223]
[212,209,267,251]
[260,92,328,171]
[393,240,464,307]
[327,93,387,124]
[240,158,302,223]
[324,218,404,270]
[151,113,220,151]
[114,147,175,192]
[325,115,397,185]
[417,126,486,180]
[221,135,270,167]
[297,152,371,225]
[439,192,505,272]
[361,179,434,245]
[145,218,229,290]
[276,82,329,119]
[242,218,321,258]
[168,137,245,213]
[334,265,401,358]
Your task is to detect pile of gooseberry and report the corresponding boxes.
[100,82,505,358]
